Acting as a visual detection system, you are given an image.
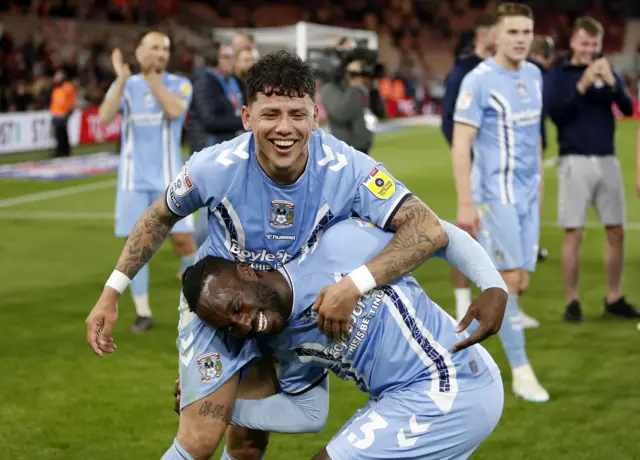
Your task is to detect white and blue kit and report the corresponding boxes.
[263,218,503,460]
[455,58,542,272]
[168,129,412,411]
[112,73,194,237]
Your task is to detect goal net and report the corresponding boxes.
[212,21,378,61]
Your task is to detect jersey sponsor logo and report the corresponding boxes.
[229,241,293,271]
[130,112,163,125]
[457,91,473,110]
[270,200,295,229]
[265,234,296,241]
[197,352,223,383]
[364,168,395,200]
[171,167,195,197]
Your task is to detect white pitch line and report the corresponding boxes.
[0,211,113,220]
[0,179,116,209]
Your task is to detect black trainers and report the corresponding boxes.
[564,299,583,323]
[604,297,640,318]
[537,248,548,263]
[129,315,154,333]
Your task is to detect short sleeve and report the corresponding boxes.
[453,72,485,128]
[352,161,412,231]
[166,151,208,216]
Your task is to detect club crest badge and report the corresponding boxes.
[270,200,295,229]
[197,352,223,384]
[516,80,528,98]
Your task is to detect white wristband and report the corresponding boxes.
[105,270,131,294]
[348,265,377,296]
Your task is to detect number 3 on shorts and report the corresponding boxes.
[344,409,389,450]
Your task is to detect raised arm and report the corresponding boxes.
[99,49,130,124]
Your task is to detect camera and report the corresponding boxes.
[343,47,385,79]
[308,41,385,83]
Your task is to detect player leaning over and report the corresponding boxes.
[86,51,508,460]
[98,31,198,333]
[452,3,549,402]
[181,217,507,460]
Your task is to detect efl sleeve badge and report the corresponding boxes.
[363,167,396,200]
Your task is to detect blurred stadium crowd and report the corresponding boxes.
[0,0,638,114]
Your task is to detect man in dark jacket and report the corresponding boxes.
[440,13,495,323]
[545,16,638,322]
[187,43,244,154]
[440,13,496,147]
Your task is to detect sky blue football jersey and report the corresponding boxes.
[166,128,411,272]
[454,58,542,213]
[267,218,500,407]
[112,73,193,191]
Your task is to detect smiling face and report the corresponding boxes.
[194,267,287,337]
[570,28,602,66]
[241,92,319,183]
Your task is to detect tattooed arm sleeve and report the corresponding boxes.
[114,196,182,279]
[365,195,449,285]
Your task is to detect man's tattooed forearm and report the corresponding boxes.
[198,401,233,423]
[370,196,447,283]
[115,199,180,278]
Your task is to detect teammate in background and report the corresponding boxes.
[86,51,506,460]
[181,218,507,460]
[452,3,549,402]
[441,13,496,323]
[98,31,197,333]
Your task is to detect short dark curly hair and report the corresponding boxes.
[181,256,239,313]
[245,50,316,104]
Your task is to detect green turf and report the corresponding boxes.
[0,124,639,459]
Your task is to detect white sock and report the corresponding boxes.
[454,288,472,321]
[133,294,152,318]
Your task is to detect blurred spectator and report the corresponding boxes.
[187,43,243,154]
[49,68,77,157]
[234,46,254,90]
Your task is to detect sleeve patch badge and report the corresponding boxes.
[364,167,396,200]
[172,167,195,197]
[180,81,192,97]
[456,91,473,110]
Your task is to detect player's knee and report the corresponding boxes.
[171,233,197,254]
[500,270,521,295]
[175,427,218,460]
[605,225,624,246]
[226,427,269,460]
[563,228,584,247]
[518,271,530,294]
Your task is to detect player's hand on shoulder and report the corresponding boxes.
[111,48,131,80]
[312,277,361,342]
[452,287,508,354]
[456,203,480,238]
[85,289,119,357]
